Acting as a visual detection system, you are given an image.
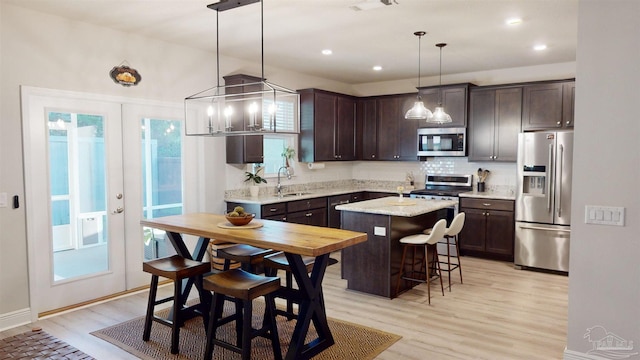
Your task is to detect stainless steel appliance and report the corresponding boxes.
[410,174,474,220]
[417,127,466,157]
[515,131,573,272]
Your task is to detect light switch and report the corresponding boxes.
[584,205,625,226]
[0,193,6,208]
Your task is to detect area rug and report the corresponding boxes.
[0,329,95,360]
[92,301,400,359]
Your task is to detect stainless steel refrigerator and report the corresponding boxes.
[515,131,573,272]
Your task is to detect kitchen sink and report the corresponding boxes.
[280,192,313,197]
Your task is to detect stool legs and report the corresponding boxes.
[396,244,444,304]
[142,275,159,342]
[204,293,282,360]
[142,275,184,354]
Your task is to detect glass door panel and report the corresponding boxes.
[49,111,110,280]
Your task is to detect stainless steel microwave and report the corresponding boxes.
[417,127,466,157]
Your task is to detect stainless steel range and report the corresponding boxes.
[410,174,474,222]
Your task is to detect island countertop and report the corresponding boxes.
[335,196,456,217]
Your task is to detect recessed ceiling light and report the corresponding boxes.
[321,49,332,55]
[506,17,522,25]
[373,65,382,71]
[534,44,547,51]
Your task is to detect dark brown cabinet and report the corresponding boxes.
[562,81,575,128]
[286,197,327,226]
[224,74,264,164]
[458,197,515,261]
[376,94,419,161]
[468,87,522,162]
[522,80,575,131]
[418,84,472,128]
[299,89,356,162]
[357,98,378,160]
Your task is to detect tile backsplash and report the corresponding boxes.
[226,157,517,196]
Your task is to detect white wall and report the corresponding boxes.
[564,1,640,358]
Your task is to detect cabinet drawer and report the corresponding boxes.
[460,197,514,211]
[261,203,286,216]
[287,197,327,212]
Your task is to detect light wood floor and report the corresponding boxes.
[1,254,568,359]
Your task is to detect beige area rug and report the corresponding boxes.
[92,301,400,359]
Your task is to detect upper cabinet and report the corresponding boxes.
[299,89,357,162]
[468,87,522,162]
[224,74,264,164]
[522,80,575,131]
[357,98,378,160]
[376,94,420,161]
[418,83,473,128]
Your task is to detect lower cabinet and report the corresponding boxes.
[287,197,328,226]
[225,191,389,229]
[458,197,515,261]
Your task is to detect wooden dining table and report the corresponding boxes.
[140,212,367,360]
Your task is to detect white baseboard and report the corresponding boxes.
[564,349,603,360]
[0,308,32,332]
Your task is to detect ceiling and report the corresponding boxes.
[4,0,578,85]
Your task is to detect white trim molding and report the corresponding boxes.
[0,308,32,332]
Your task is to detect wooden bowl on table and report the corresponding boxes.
[225,213,255,226]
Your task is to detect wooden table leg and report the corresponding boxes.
[284,253,335,360]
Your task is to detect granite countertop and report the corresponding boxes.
[226,187,411,205]
[335,197,457,217]
[459,190,516,200]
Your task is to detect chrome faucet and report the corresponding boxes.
[276,166,291,197]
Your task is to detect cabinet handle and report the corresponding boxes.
[269,208,277,212]
[305,212,313,217]
[483,203,492,207]
[566,121,571,125]
[371,154,376,158]
[556,121,561,125]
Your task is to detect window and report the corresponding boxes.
[262,135,295,176]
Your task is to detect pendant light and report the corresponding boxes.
[427,42,452,124]
[184,0,300,136]
[405,31,433,120]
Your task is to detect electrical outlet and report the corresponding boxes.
[373,226,386,236]
[584,205,625,226]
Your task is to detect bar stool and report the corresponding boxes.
[263,252,315,320]
[142,255,211,354]
[395,219,447,304]
[425,212,465,291]
[203,269,282,360]
[216,244,277,273]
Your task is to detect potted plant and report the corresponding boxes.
[245,165,267,197]
[281,146,296,174]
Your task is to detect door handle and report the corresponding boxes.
[557,144,564,217]
[112,207,124,214]
[518,225,571,233]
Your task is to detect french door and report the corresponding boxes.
[22,87,193,315]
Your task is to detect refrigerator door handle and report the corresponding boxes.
[518,224,571,233]
[547,143,553,213]
[557,144,564,217]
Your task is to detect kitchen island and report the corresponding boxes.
[336,197,455,298]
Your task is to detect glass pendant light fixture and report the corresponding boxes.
[405,31,433,120]
[427,42,453,124]
[184,0,300,136]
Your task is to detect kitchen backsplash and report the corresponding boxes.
[226,157,516,196]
